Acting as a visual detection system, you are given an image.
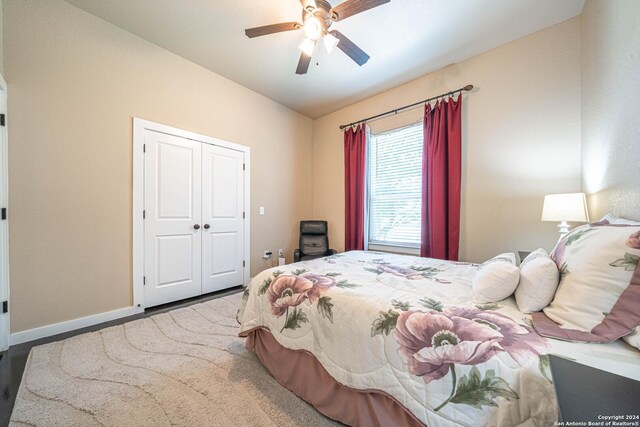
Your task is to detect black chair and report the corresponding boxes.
[294,221,337,262]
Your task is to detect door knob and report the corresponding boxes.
[194,224,200,230]
[204,224,210,229]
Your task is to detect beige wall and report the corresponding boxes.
[580,0,640,220]
[312,18,582,263]
[5,0,313,333]
[8,0,625,334]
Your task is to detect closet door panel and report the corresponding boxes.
[202,144,244,293]
[144,130,202,307]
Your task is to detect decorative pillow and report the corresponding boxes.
[532,222,640,343]
[623,326,640,350]
[515,249,560,314]
[600,213,640,225]
[472,253,520,303]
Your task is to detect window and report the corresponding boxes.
[368,123,423,248]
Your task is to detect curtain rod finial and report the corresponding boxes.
[463,84,474,91]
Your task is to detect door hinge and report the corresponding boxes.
[2,301,7,314]
[143,210,146,219]
[143,144,146,153]
[243,261,245,267]
[0,114,5,127]
[243,163,245,171]
[1,208,6,220]
[143,276,146,285]
[243,212,245,219]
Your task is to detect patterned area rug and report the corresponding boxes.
[10,293,338,426]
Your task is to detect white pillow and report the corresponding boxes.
[472,253,520,303]
[532,223,640,343]
[600,213,640,225]
[515,249,560,314]
[623,326,640,350]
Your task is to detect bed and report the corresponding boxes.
[238,251,549,426]
[237,250,640,426]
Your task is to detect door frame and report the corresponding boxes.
[132,118,250,309]
[0,73,9,351]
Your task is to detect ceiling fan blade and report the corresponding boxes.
[330,0,390,21]
[296,50,314,75]
[300,0,317,11]
[245,22,301,38]
[330,30,370,66]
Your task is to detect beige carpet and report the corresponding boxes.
[10,293,339,426]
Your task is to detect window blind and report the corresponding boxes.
[368,123,423,247]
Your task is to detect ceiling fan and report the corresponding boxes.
[245,0,391,75]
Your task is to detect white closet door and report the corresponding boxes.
[144,130,202,307]
[201,144,244,293]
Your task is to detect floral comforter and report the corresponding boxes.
[238,251,556,427]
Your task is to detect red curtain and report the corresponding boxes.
[421,96,462,260]
[344,124,367,251]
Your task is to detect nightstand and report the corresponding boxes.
[549,355,640,423]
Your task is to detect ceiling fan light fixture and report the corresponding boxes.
[245,0,389,75]
[299,38,316,57]
[303,16,322,40]
[323,32,340,53]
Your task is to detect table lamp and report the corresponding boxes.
[541,193,590,236]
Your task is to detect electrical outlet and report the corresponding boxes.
[278,249,284,257]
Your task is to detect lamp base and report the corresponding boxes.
[558,221,570,237]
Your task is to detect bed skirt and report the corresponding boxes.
[243,327,425,427]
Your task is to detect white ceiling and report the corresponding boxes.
[63,0,585,118]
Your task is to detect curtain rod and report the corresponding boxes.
[339,84,474,130]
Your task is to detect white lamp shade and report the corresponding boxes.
[299,38,316,57]
[541,193,590,222]
[323,32,340,53]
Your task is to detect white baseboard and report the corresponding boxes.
[9,305,144,346]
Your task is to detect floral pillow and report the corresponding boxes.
[599,213,640,225]
[515,249,560,314]
[472,253,520,303]
[532,222,640,342]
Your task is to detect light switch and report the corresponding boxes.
[259,207,265,215]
